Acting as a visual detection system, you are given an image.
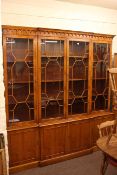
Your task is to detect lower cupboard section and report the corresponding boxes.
[40,124,68,160]
[8,127,39,169]
[68,120,91,153]
[8,112,114,173]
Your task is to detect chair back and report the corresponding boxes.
[97,120,117,138]
[108,68,117,92]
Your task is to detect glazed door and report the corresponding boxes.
[92,42,111,111]
[40,38,65,119]
[68,40,89,115]
[4,36,37,126]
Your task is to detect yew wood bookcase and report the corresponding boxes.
[2,26,115,173]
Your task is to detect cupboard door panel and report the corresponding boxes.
[68,120,91,152]
[8,128,39,167]
[80,121,91,149]
[41,124,67,160]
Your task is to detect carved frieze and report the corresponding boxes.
[2,26,37,36]
[2,25,114,42]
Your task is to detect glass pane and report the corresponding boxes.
[92,43,110,111]
[6,38,34,124]
[41,39,64,119]
[41,39,64,57]
[68,41,89,115]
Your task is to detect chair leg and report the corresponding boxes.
[100,153,108,175]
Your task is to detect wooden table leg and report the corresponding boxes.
[100,153,108,175]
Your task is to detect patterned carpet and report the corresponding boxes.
[11,151,117,175]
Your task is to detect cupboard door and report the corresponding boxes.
[8,128,39,167]
[92,43,110,111]
[40,124,67,160]
[5,37,35,125]
[68,41,89,115]
[41,39,65,119]
[68,120,91,152]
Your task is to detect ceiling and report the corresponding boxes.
[57,0,117,10]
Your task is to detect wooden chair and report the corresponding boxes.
[97,120,117,175]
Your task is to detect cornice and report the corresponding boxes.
[38,28,115,41]
[2,25,37,36]
[2,25,115,41]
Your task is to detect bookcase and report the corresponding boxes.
[2,26,115,173]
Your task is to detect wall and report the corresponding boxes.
[0,0,9,174]
[1,0,117,54]
[0,0,6,132]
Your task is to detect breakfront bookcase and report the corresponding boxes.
[2,26,115,173]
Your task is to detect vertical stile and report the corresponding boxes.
[37,36,41,122]
[88,41,93,113]
[65,39,69,118]
[108,42,112,111]
[34,34,38,123]
[64,39,67,118]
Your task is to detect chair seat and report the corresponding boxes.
[97,120,117,175]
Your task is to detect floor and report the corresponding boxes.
[11,151,117,175]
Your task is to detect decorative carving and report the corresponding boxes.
[2,26,37,36]
[38,28,114,41]
[2,26,114,41]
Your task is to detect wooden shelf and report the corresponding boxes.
[93,78,107,80]
[7,60,33,63]
[41,55,64,58]
[8,81,33,84]
[8,100,33,105]
[41,79,88,82]
[42,96,87,102]
[92,94,108,96]
[41,79,88,83]
[41,80,63,82]
[69,79,87,81]
[69,54,88,58]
